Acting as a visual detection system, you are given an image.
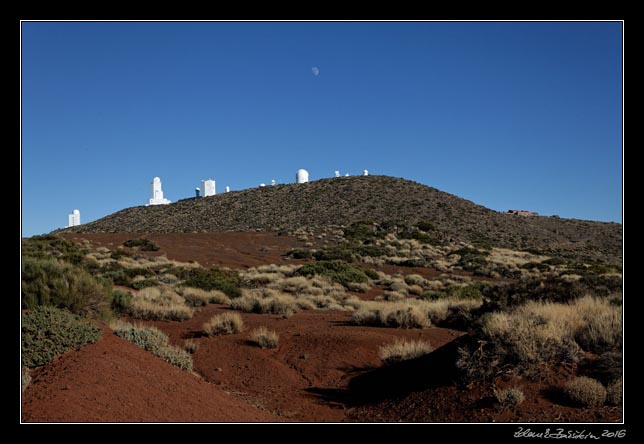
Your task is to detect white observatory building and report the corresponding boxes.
[147,177,171,206]
[296,169,309,184]
[67,209,80,227]
[202,179,216,197]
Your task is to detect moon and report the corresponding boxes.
[311,66,320,76]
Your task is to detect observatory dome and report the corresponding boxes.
[296,169,309,184]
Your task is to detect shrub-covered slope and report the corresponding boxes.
[59,176,621,264]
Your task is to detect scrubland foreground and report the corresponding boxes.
[22,217,621,422]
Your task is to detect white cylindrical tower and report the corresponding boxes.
[335,171,340,178]
[147,177,171,205]
[363,170,369,176]
[73,209,80,226]
[225,186,230,193]
[296,169,309,184]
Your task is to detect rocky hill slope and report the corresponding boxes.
[59,176,622,264]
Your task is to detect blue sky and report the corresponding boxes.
[21,21,623,237]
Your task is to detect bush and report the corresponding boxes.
[287,248,313,259]
[113,323,192,371]
[203,312,244,335]
[295,260,370,287]
[352,302,430,329]
[182,268,241,298]
[129,288,194,321]
[22,367,31,391]
[22,306,103,367]
[131,278,158,290]
[249,326,279,349]
[494,387,525,410]
[574,307,622,354]
[123,238,160,251]
[379,339,433,364]
[22,257,112,318]
[606,378,622,405]
[181,287,231,306]
[416,221,436,232]
[111,289,132,313]
[564,377,607,407]
[155,345,193,371]
[114,325,169,353]
[313,248,356,262]
[184,340,199,354]
[22,235,86,265]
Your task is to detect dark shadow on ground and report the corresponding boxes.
[307,334,471,407]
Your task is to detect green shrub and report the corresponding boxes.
[123,238,160,251]
[343,222,378,241]
[182,268,241,298]
[110,249,132,260]
[22,235,86,265]
[113,323,193,371]
[287,248,313,259]
[22,306,102,367]
[21,256,112,318]
[295,260,370,287]
[131,278,158,290]
[564,377,607,407]
[111,289,132,313]
[155,345,193,371]
[416,221,436,232]
[355,245,388,258]
[313,248,356,262]
[114,325,168,354]
[362,268,380,280]
[397,258,432,268]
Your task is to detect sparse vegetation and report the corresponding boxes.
[181,287,231,306]
[129,287,194,321]
[378,339,433,364]
[111,289,132,313]
[457,296,621,381]
[123,238,160,251]
[22,306,103,368]
[22,367,31,391]
[606,378,622,405]
[112,321,192,371]
[249,326,279,349]
[203,312,244,335]
[564,377,607,407]
[184,340,199,354]
[494,387,525,410]
[295,260,371,287]
[21,256,112,318]
[181,268,241,298]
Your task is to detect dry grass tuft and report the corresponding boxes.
[379,339,433,364]
[494,387,525,410]
[129,287,193,321]
[181,287,231,306]
[249,326,280,349]
[564,376,607,407]
[203,312,244,335]
[606,378,622,405]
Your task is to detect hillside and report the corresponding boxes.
[60,175,622,264]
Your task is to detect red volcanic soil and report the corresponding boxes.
[21,323,277,423]
[139,306,464,422]
[60,232,307,269]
